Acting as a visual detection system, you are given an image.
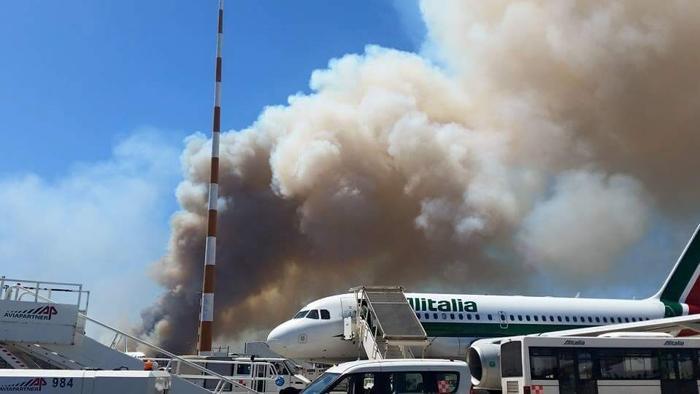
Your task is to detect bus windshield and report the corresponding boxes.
[302,372,340,394]
[501,341,523,377]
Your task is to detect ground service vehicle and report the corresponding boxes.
[301,359,469,394]
[494,335,700,394]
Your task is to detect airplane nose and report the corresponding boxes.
[266,321,297,356]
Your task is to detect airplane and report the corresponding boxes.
[266,225,700,363]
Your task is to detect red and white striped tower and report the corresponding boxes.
[198,0,224,355]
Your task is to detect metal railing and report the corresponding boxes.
[0,276,90,313]
[7,283,257,394]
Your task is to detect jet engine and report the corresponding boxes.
[466,339,502,391]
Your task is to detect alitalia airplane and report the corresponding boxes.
[266,225,700,362]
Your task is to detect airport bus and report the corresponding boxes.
[496,335,700,394]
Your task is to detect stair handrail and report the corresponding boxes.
[9,284,257,394]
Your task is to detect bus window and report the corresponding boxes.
[660,352,678,380]
[501,341,523,378]
[530,348,558,380]
[598,349,625,379]
[577,351,594,379]
[678,351,695,380]
[600,349,658,380]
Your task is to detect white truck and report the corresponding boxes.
[299,359,469,394]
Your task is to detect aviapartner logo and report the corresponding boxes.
[3,306,58,321]
[0,378,47,392]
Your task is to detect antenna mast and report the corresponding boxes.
[198,0,224,355]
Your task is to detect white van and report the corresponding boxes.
[301,359,469,394]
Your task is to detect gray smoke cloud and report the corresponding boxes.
[138,1,700,353]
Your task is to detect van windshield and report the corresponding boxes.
[302,372,340,394]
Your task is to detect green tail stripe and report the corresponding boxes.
[662,300,684,317]
[659,227,700,302]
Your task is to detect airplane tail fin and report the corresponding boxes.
[652,225,700,316]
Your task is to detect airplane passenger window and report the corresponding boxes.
[565,316,570,322]
[533,315,538,322]
[416,313,421,319]
[557,316,562,322]
[294,310,309,319]
[542,315,547,321]
[624,317,630,323]
[526,316,531,322]
[450,313,455,320]
[424,313,429,320]
[595,317,600,323]
[467,314,472,321]
[320,310,331,320]
[549,316,554,322]
[588,317,593,323]
[488,314,493,320]
[458,314,463,320]
[617,317,623,323]
[572,316,577,322]
[603,317,608,323]
[475,314,480,320]
[433,313,438,319]
[580,316,585,322]
[518,315,523,321]
[307,310,319,319]
[441,313,447,319]
[510,315,515,321]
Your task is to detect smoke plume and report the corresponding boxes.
[139,1,700,353]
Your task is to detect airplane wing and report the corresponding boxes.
[533,314,700,338]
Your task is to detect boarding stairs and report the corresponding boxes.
[352,286,427,360]
[0,276,268,393]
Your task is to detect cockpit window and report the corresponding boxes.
[307,310,319,319]
[294,310,309,319]
[320,309,331,320]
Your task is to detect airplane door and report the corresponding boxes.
[498,311,509,329]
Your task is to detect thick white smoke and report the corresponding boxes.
[138,1,700,352]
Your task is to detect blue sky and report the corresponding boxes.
[0,1,422,323]
[0,0,421,178]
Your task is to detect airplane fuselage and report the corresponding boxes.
[266,292,670,363]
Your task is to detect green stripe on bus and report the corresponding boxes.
[422,322,591,338]
[660,232,700,302]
